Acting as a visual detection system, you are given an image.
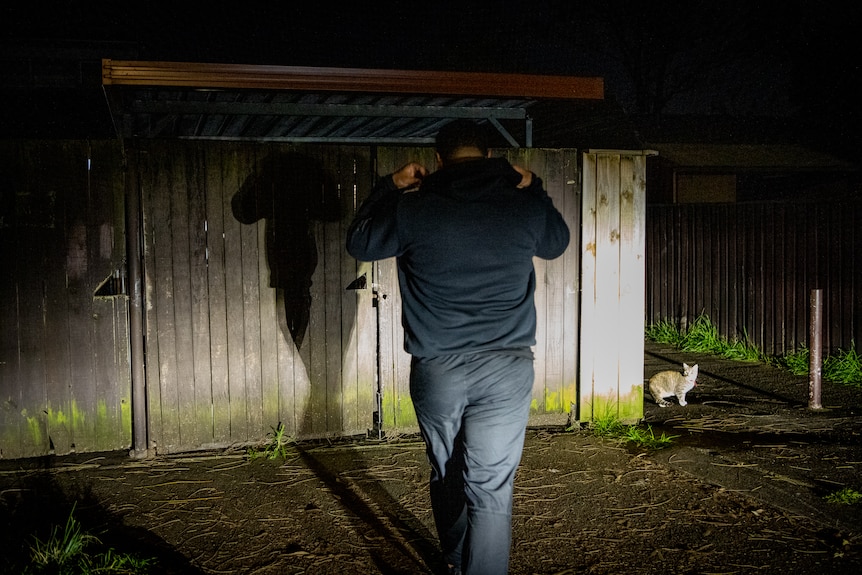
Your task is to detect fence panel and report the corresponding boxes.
[0,141,130,459]
[646,201,862,356]
[140,141,377,453]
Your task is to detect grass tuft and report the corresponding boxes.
[775,346,810,375]
[622,424,678,449]
[644,319,683,346]
[646,316,861,386]
[823,342,862,386]
[586,412,677,450]
[29,504,98,569]
[677,315,764,361]
[679,314,722,354]
[25,504,153,574]
[824,487,862,505]
[247,422,295,461]
[588,411,625,438]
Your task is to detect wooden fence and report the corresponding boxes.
[139,143,586,454]
[136,142,379,453]
[1,140,647,459]
[646,201,862,356]
[0,141,131,460]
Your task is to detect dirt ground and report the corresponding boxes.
[2,342,861,574]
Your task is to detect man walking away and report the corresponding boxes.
[346,120,570,574]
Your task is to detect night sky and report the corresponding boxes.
[2,1,859,137]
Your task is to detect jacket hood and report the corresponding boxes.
[419,157,522,200]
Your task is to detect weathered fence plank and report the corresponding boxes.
[204,144,233,443]
[579,151,648,424]
[594,155,622,411]
[579,153,598,421]
[618,155,646,420]
[558,151,581,421]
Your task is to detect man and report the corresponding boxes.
[346,120,570,575]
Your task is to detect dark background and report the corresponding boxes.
[1,1,860,158]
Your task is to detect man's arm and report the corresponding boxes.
[537,202,570,260]
[516,171,570,260]
[345,162,427,262]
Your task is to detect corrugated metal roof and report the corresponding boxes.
[102,59,606,147]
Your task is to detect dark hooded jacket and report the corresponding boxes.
[346,157,570,359]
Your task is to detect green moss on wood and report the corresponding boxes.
[380,389,417,429]
[579,384,643,425]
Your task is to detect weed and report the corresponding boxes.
[589,411,625,438]
[622,424,678,449]
[720,328,763,362]
[680,314,722,354]
[646,316,862,385]
[247,422,295,461]
[778,343,861,385]
[586,412,676,450]
[824,487,862,505]
[89,548,153,572]
[29,504,97,568]
[676,315,763,361]
[776,347,810,376]
[644,319,683,346]
[823,342,862,386]
[25,504,153,574]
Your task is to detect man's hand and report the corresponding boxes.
[392,162,428,190]
[512,164,533,189]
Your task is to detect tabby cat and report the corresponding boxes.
[649,363,698,407]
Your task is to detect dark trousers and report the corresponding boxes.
[410,353,534,575]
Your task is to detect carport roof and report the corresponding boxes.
[101,59,607,148]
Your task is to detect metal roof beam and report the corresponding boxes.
[488,117,519,148]
[177,135,437,144]
[129,100,528,120]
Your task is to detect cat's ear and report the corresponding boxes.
[683,363,689,370]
